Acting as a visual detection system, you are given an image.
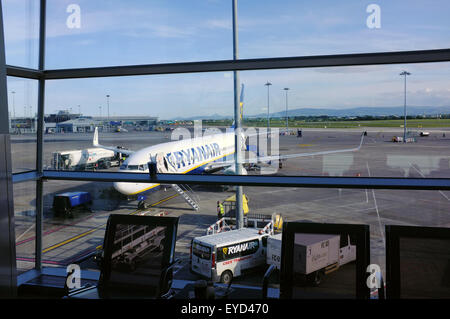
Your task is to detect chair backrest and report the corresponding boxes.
[280,222,370,299]
[386,225,450,299]
[98,214,179,298]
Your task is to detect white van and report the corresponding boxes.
[190,228,270,284]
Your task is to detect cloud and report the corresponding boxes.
[205,19,231,30]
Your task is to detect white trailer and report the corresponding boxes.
[52,147,118,170]
[266,233,282,269]
[266,233,356,286]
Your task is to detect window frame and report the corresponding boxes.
[4,0,450,272]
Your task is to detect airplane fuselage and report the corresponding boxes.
[114,132,236,195]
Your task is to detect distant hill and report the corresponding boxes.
[249,106,450,118]
[170,106,450,121]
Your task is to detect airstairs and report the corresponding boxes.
[171,184,200,211]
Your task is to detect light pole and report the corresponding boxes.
[232,0,244,229]
[400,71,411,143]
[11,91,15,119]
[106,94,110,131]
[265,81,272,134]
[284,88,289,133]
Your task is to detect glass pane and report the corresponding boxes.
[37,176,450,298]
[43,72,233,175]
[46,0,232,69]
[2,0,40,68]
[239,0,450,59]
[14,181,36,274]
[43,63,450,181]
[8,76,38,173]
[234,62,450,178]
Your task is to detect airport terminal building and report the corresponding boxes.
[54,116,158,133]
[1,0,450,303]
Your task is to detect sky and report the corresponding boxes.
[3,0,450,119]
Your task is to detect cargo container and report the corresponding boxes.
[267,233,356,286]
[52,191,92,217]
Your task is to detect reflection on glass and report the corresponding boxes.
[399,237,450,299]
[8,77,37,173]
[14,181,36,274]
[109,224,167,291]
[3,0,39,68]
[291,232,356,299]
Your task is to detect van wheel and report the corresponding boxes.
[311,270,324,287]
[220,270,233,285]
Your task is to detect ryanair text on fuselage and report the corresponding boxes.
[165,142,221,170]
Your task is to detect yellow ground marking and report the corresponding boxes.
[42,193,180,254]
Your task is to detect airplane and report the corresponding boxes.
[92,85,365,209]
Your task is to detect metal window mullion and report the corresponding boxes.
[42,49,450,80]
[35,0,46,271]
[12,171,40,184]
[0,0,18,297]
[41,170,450,190]
[6,65,42,80]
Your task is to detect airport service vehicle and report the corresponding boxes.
[92,84,365,209]
[52,191,92,217]
[291,233,356,286]
[190,228,271,284]
[266,233,283,270]
[52,148,119,170]
[420,131,430,137]
[392,136,416,143]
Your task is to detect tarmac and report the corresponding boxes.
[10,127,450,291]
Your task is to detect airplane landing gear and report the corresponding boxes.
[138,195,149,210]
[138,200,148,209]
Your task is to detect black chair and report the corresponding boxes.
[385,225,450,299]
[279,222,371,299]
[68,214,179,299]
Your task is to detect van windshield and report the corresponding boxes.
[193,242,211,260]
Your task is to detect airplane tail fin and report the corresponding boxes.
[93,127,99,146]
[231,83,244,129]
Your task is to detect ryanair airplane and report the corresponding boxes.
[93,85,365,207]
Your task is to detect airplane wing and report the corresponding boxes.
[207,132,365,170]
[93,127,135,156]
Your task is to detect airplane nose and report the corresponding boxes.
[113,182,157,195]
[113,182,135,195]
